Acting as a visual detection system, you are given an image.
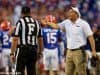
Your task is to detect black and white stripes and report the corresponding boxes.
[14,16,41,45]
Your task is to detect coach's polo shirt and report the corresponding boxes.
[58,18,93,49]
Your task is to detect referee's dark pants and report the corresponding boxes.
[15,45,37,75]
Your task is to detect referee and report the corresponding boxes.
[10,6,43,75]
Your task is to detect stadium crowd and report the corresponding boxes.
[0,0,99,26]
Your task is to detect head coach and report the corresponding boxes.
[48,6,97,75]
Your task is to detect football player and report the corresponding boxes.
[41,15,62,75]
[0,20,13,74]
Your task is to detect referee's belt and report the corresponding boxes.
[17,44,37,48]
[68,45,86,51]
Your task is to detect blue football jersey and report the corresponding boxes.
[0,31,3,52]
[42,27,61,49]
[2,30,12,49]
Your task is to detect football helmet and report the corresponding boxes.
[0,21,11,30]
[45,15,57,23]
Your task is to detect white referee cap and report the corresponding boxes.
[71,7,81,17]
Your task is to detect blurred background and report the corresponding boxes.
[0,0,99,27]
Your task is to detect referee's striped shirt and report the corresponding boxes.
[13,16,42,46]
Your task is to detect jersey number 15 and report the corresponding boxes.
[47,32,57,44]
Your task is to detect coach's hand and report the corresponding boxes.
[10,53,15,63]
[91,55,98,67]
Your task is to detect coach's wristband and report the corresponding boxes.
[10,53,14,56]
